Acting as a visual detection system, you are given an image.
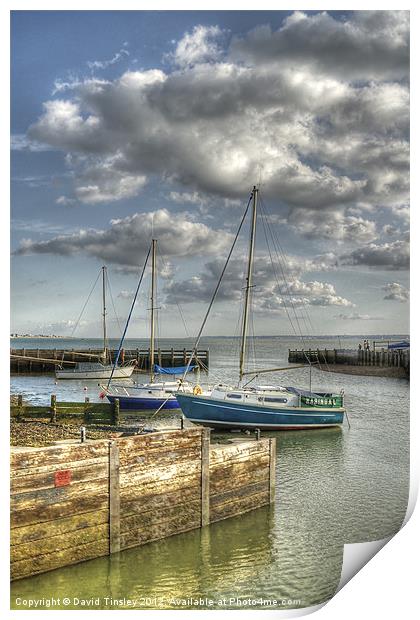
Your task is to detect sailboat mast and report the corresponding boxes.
[149,239,157,382]
[239,186,258,383]
[102,265,107,358]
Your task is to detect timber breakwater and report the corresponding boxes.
[288,347,409,378]
[10,427,275,581]
[10,347,209,374]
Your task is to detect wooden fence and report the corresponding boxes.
[11,395,118,424]
[10,347,210,374]
[288,348,409,376]
[10,428,275,580]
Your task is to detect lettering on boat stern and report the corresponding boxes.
[54,470,72,487]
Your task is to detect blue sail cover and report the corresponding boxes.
[388,341,410,350]
[153,364,197,375]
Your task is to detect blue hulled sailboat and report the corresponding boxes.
[176,186,345,430]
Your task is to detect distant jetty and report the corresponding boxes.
[10,347,210,374]
[288,347,409,379]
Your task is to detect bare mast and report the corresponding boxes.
[149,239,157,382]
[239,186,258,383]
[102,265,107,361]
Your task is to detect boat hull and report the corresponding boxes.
[106,394,180,410]
[176,393,344,430]
[55,367,135,380]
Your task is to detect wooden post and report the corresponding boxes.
[109,441,121,554]
[269,437,276,504]
[17,394,23,420]
[201,428,210,527]
[183,348,187,365]
[50,394,57,423]
[158,347,162,366]
[84,396,90,423]
[113,398,120,425]
[171,347,175,367]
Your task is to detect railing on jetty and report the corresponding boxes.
[10,347,210,374]
[11,395,120,424]
[10,428,276,580]
[288,347,410,376]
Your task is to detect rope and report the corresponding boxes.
[106,243,152,389]
[70,268,102,338]
[179,191,254,386]
[105,270,122,335]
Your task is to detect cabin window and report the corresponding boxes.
[265,397,288,403]
[227,393,242,399]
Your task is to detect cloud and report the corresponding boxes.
[382,282,409,302]
[229,11,409,81]
[163,254,351,311]
[168,25,225,68]
[335,313,384,320]
[87,48,130,70]
[73,161,147,204]
[340,239,409,270]
[24,11,408,215]
[286,209,377,243]
[13,209,234,266]
[56,196,76,206]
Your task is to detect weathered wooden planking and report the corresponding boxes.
[210,490,270,523]
[11,492,109,528]
[209,440,270,466]
[11,456,108,478]
[269,438,276,504]
[117,429,202,462]
[201,428,210,527]
[11,461,109,494]
[11,478,109,511]
[11,523,109,561]
[210,481,269,508]
[121,480,201,516]
[11,538,109,581]
[120,460,201,492]
[120,499,201,534]
[10,441,109,471]
[119,446,201,475]
[120,513,201,550]
[11,509,109,546]
[210,454,270,484]
[210,466,269,495]
[109,441,120,554]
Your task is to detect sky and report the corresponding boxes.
[10,9,410,338]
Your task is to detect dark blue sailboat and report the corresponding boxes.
[176,186,346,430]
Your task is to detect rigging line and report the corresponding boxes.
[70,268,102,338]
[261,200,312,340]
[157,254,190,338]
[258,200,313,367]
[259,198,311,350]
[106,243,152,389]
[179,191,254,386]
[258,203,301,341]
[105,271,123,335]
[259,200,329,372]
[260,207,330,374]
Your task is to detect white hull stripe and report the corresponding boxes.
[185,418,341,428]
[189,399,342,418]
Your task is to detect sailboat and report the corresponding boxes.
[176,186,345,430]
[103,239,197,409]
[55,266,136,380]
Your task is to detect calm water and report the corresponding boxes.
[10,336,410,610]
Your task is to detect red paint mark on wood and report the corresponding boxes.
[54,470,72,487]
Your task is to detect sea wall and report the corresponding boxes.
[10,428,275,580]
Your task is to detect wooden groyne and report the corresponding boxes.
[10,347,210,374]
[288,348,409,378]
[10,427,275,580]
